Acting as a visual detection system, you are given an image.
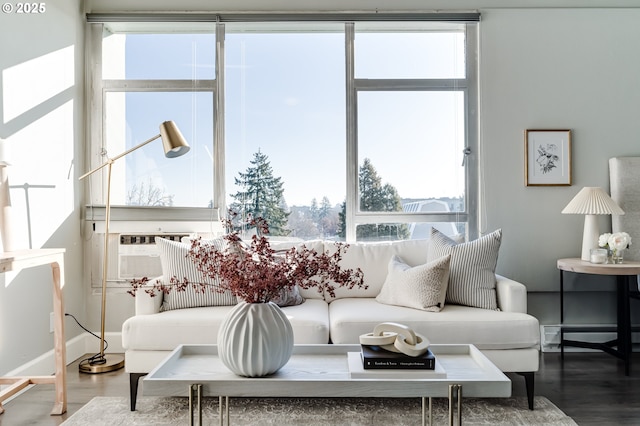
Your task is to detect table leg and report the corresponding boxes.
[189,384,202,426]
[225,396,229,426]
[448,384,462,425]
[50,260,67,415]
[421,396,432,426]
[560,270,565,359]
[617,275,632,376]
[429,397,432,426]
[214,396,230,426]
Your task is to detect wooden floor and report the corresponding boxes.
[1,351,639,425]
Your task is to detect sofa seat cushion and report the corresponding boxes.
[328,298,540,350]
[122,299,330,351]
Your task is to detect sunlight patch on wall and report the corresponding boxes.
[2,45,74,123]
[3,271,18,288]
[6,100,75,251]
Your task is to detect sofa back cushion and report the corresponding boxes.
[323,239,430,301]
[269,239,326,300]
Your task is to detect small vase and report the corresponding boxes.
[610,249,625,264]
[217,301,294,377]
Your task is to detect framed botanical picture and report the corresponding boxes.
[524,129,572,186]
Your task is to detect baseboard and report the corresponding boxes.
[3,331,124,377]
[1,331,123,404]
[541,325,640,353]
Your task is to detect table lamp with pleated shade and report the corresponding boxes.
[562,187,625,261]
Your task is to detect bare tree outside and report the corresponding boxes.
[126,179,175,206]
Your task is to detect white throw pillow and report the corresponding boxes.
[376,254,451,312]
[156,237,237,311]
[426,227,502,310]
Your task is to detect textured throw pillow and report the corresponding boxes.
[156,237,237,311]
[268,249,305,307]
[426,228,502,310]
[376,254,451,312]
[270,285,305,307]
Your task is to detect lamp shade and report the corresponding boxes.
[160,120,190,158]
[561,187,625,215]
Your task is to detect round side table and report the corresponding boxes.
[557,258,640,375]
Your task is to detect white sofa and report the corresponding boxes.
[122,237,540,410]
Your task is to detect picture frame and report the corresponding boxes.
[524,129,572,186]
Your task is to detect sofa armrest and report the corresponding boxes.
[134,276,164,315]
[495,274,527,313]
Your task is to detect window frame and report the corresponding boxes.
[85,17,479,242]
[345,22,479,241]
[84,22,223,221]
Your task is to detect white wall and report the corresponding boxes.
[0,0,85,374]
[84,1,640,329]
[480,8,640,324]
[85,0,640,12]
[3,1,639,374]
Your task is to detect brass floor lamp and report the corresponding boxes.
[79,120,190,373]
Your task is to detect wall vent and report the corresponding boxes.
[540,325,639,353]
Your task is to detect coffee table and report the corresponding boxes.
[143,344,510,426]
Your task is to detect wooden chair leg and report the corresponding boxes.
[129,373,147,411]
[516,371,535,410]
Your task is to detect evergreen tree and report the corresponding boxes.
[229,150,290,236]
[338,200,347,239]
[319,196,332,221]
[306,196,332,238]
[309,198,319,222]
[338,158,409,240]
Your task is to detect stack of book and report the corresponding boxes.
[347,345,446,379]
[360,344,435,370]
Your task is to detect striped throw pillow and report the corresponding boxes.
[156,237,237,311]
[426,228,502,310]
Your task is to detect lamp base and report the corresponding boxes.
[79,354,125,374]
[581,214,599,261]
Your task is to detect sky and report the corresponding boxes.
[105,26,466,208]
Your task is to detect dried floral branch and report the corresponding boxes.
[129,211,366,303]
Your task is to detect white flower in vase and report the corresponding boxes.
[598,233,612,248]
[599,232,632,263]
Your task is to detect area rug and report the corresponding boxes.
[61,396,576,425]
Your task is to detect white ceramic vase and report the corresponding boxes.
[217,301,294,377]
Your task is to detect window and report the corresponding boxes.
[224,23,346,238]
[88,24,216,208]
[349,22,475,241]
[86,16,478,242]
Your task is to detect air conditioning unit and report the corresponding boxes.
[88,220,224,288]
[117,233,186,282]
[89,233,188,288]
